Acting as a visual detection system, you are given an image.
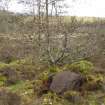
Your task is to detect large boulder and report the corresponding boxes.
[50,71,85,94]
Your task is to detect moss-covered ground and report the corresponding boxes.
[0,58,105,105]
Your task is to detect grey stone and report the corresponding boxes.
[50,71,85,94]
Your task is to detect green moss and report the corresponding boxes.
[42,92,70,105]
[84,74,104,91]
[0,58,38,80]
[68,60,94,74]
[7,80,33,94]
[39,71,50,81]
[0,59,26,70]
[0,81,5,86]
[34,79,43,94]
[0,58,34,69]
[87,74,104,83]
[0,75,7,81]
[9,58,32,65]
[83,91,105,105]
[49,66,62,73]
[8,58,38,74]
[63,91,82,104]
[0,60,19,71]
[0,62,8,69]
[64,91,80,97]
[0,75,7,86]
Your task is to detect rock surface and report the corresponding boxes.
[50,71,85,94]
